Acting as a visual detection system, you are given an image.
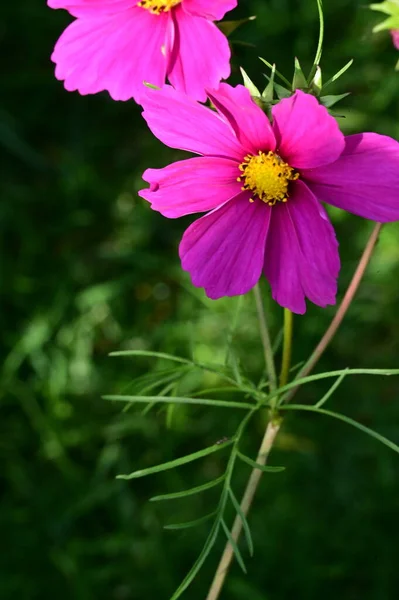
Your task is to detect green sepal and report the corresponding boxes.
[320,92,351,108]
[218,16,256,37]
[309,65,323,95]
[261,64,276,104]
[370,1,399,16]
[240,67,261,98]
[292,57,308,90]
[372,15,399,32]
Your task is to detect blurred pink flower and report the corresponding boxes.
[391,29,399,49]
[48,0,237,102]
[139,84,399,314]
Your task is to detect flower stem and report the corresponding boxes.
[279,309,293,388]
[253,284,277,392]
[205,417,282,600]
[281,222,382,405]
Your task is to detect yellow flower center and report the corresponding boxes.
[138,0,181,14]
[238,151,299,206]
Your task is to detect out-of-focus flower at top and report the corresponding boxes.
[370,1,399,59]
[48,0,237,102]
[139,84,399,314]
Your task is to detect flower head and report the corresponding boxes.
[48,0,237,102]
[139,84,399,314]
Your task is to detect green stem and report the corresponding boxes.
[279,309,293,388]
[309,0,324,82]
[253,284,277,392]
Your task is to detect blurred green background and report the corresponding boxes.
[2,0,399,598]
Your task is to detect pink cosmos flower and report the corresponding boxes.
[391,29,399,49]
[138,84,399,314]
[48,0,237,102]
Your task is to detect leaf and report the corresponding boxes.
[221,519,247,573]
[117,439,234,480]
[322,59,354,90]
[164,512,217,530]
[259,57,292,87]
[150,474,226,502]
[280,405,399,455]
[237,451,286,473]
[314,369,349,408]
[229,489,254,556]
[110,350,243,388]
[170,522,220,599]
[104,394,255,410]
[275,368,399,406]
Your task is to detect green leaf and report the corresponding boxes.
[320,93,350,108]
[221,519,247,573]
[259,57,292,87]
[170,522,220,599]
[110,350,245,388]
[322,59,353,90]
[280,404,399,455]
[229,489,254,556]
[150,474,226,502]
[275,368,399,405]
[237,451,286,473]
[240,67,261,98]
[164,512,217,530]
[117,439,234,480]
[104,394,255,410]
[314,369,349,408]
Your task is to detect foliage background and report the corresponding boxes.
[2,0,399,598]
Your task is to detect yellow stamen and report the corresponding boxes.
[238,151,299,206]
[138,0,181,14]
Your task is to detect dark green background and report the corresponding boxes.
[2,1,399,598]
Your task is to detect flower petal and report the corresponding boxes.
[51,7,170,102]
[48,0,139,17]
[139,157,241,217]
[207,84,276,155]
[182,0,237,20]
[179,192,271,299]
[304,133,399,222]
[141,85,246,160]
[271,90,345,169]
[264,180,339,314]
[167,7,231,102]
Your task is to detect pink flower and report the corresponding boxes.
[48,0,237,102]
[391,29,399,49]
[139,84,399,314]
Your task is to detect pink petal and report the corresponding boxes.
[207,84,276,155]
[139,157,241,218]
[141,85,247,160]
[167,7,231,102]
[179,192,271,299]
[182,0,237,20]
[51,7,171,102]
[271,90,345,169]
[391,29,399,50]
[48,0,139,17]
[303,133,399,222]
[264,180,339,314]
